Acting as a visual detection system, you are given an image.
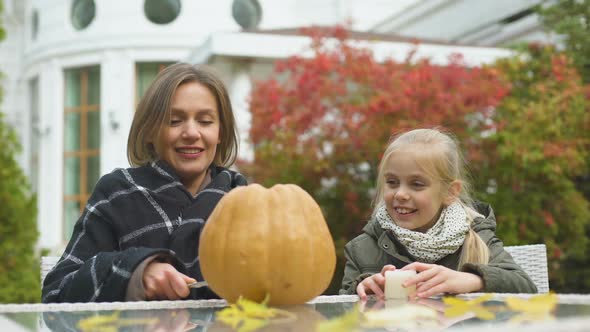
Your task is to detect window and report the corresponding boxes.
[144,0,181,25]
[64,66,100,241]
[135,62,173,102]
[232,0,262,29]
[71,0,96,30]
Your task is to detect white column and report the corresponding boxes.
[229,70,253,161]
[100,51,135,172]
[38,59,64,251]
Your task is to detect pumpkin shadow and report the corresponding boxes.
[207,304,326,332]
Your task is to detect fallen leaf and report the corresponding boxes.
[442,294,495,320]
[505,293,558,314]
[77,311,159,332]
[216,296,296,332]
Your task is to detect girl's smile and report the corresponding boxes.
[393,206,417,215]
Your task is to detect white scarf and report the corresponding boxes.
[376,202,470,263]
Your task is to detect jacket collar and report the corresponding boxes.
[151,159,221,184]
[363,219,413,264]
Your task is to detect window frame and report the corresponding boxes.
[63,66,101,241]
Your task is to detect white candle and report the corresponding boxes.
[385,270,417,300]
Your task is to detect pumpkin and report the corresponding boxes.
[199,183,337,305]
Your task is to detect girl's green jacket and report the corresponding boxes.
[340,203,538,295]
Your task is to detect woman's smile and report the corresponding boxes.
[176,146,204,158]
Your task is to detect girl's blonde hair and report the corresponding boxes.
[127,63,239,168]
[373,128,489,267]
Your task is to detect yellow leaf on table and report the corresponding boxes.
[505,293,558,314]
[442,294,495,320]
[77,311,158,332]
[216,296,296,332]
[443,294,493,307]
[77,311,121,331]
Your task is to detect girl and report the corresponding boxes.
[340,128,537,299]
[42,63,247,302]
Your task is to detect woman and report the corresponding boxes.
[42,63,247,302]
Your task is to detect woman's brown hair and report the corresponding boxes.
[127,63,239,167]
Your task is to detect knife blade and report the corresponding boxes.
[187,280,209,289]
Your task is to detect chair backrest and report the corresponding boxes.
[504,244,549,293]
[41,256,61,284]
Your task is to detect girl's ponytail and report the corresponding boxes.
[458,227,489,268]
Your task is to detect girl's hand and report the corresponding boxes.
[401,262,483,298]
[356,265,397,300]
[143,262,196,300]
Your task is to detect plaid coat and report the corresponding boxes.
[42,161,247,303]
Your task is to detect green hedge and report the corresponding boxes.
[0,1,40,302]
[0,111,40,303]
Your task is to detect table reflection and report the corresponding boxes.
[208,305,325,332]
[0,294,588,332]
[42,308,216,332]
[360,298,476,330]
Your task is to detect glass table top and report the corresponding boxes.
[1,294,589,332]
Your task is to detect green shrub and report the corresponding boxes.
[535,0,590,293]
[537,0,590,83]
[0,1,40,303]
[0,112,40,303]
[0,114,40,303]
[474,44,590,290]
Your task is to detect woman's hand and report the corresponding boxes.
[401,262,483,298]
[143,262,196,300]
[146,309,197,332]
[356,265,397,300]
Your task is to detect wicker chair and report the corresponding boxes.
[504,244,549,293]
[40,256,60,284]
